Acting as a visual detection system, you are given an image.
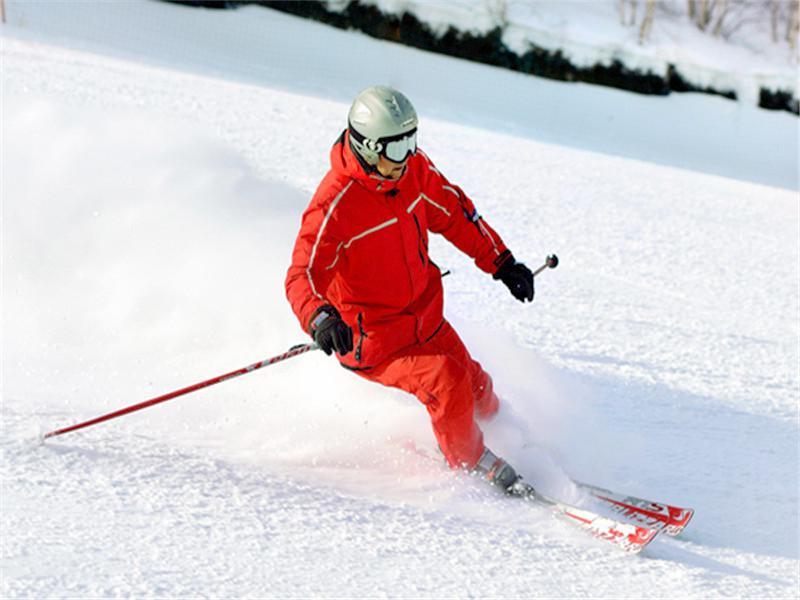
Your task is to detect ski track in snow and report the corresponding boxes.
[2,410,795,598]
[2,2,799,597]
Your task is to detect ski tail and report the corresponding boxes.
[577,481,694,536]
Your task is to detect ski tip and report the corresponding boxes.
[559,505,660,555]
[663,508,695,537]
[625,526,659,554]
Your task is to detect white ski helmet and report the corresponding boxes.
[348,85,418,166]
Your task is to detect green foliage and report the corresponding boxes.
[759,87,800,114]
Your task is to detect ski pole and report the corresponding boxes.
[532,254,559,277]
[43,343,319,440]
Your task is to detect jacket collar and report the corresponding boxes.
[330,130,405,194]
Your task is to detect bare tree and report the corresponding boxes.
[712,0,729,36]
[620,0,639,26]
[640,0,657,42]
[487,0,508,29]
[620,0,796,53]
[772,0,781,42]
[788,0,799,50]
[697,0,715,30]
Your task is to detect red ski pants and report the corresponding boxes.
[355,320,499,469]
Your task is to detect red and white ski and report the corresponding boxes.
[510,481,659,553]
[577,481,694,536]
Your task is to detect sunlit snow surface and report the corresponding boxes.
[2,2,798,598]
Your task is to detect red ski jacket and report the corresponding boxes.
[285,132,511,369]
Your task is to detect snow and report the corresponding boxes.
[366,0,799,108]
[3,0,796,191]
[2,1,799,598]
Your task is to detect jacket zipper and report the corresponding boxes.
[412,213,427,266]
[355,312,367,363]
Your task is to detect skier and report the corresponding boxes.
[285,86,535,491]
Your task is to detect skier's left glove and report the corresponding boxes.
[494,255,534,303]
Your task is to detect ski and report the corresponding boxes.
[576,481,694,537]
[509,481,659,553]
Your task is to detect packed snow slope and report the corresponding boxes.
[1,0,798,190]
[2,2,799,598]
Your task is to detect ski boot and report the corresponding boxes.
[474,447,520,493]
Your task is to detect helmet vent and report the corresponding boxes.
[387,96,402,117]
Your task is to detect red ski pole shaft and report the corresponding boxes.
[43,343,319,440]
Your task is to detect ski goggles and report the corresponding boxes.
[379,129,417,163]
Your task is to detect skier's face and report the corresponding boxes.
[376,154,407,180]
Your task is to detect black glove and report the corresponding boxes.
[493,256,534,303]
[309,306,353,356]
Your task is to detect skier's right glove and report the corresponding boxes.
[309,305,353,356]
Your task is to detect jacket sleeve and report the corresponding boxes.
[418,151,512,275]
[285,195,344,334]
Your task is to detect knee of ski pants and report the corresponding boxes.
[418,354,475,424]
[473,370,499,420]
[416,355,484,469]
[433,322,497,412]
[354,346,485,469]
